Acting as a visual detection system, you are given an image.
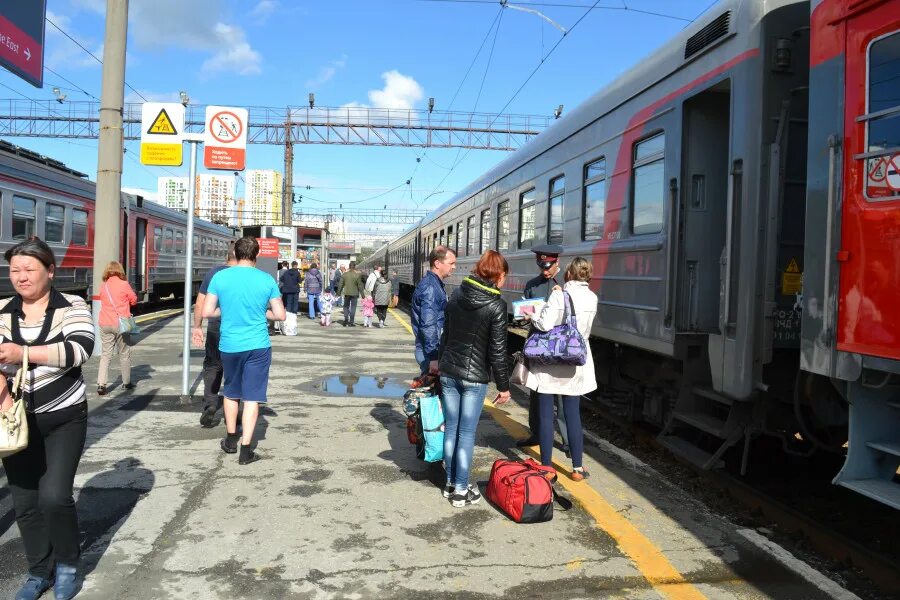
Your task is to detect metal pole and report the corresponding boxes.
[181,138,200,397]
[91,0,128,355]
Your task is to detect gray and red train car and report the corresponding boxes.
[362,0,900,509]
[0,140,237,302]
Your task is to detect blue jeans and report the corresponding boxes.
[440,376,487,489]
[307,293,319,318]
[414,346,430,375]
[538,393,583,469]
[283,293,299,314]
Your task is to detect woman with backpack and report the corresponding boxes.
[372,270,392,327]
[438,250,511,507]
[523,256,597,481]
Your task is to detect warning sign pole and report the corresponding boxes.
[181,133,202,399]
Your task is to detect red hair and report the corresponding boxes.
[473,250,508,284]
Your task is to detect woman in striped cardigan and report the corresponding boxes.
[0,237,95,600]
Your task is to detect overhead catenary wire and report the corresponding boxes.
[414,0,692,22]
[43,66,100,100]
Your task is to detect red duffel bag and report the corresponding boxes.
[486,458,555,523]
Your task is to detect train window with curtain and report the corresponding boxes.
[866,30,900,200]
[439,229,445,247]
[456,221,463,254]
[467,216,477,256]
[519,188,536,248]
[45,203,65,243]
[164,229,174,253]
[548,176,565,244]
[71,209,88,245]
[480,208,491,253]
[497,200,510,251]
[175,231,185,254]
[154,227,162,251]
[632,133,665,234]
[12,196,35,240]
[447,225,455,252]
[201,237,207,257]
[583,158,607,240]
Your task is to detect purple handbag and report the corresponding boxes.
[523,291,587,366]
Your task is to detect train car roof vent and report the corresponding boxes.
[684,11,731,60]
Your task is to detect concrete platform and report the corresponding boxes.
[0,307,860,599]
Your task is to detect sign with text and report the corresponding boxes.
[140,103,184,166]
[203,105,248,170]
[0,1,46,88]
[257,237,280,258]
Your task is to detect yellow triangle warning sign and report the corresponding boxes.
[147,108,178,135]
[786,258,800,273]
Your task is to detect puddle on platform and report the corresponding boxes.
[315,375,408,398]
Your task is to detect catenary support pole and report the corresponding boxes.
[181,137,201,397]
[91,0,128,355]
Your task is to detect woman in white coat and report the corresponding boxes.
[524,256,597,481]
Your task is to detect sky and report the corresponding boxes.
[1,0,717,241]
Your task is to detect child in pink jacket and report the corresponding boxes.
[361,295,375,328]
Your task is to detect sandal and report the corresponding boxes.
[570,468,590,482]
[97,385,107,396]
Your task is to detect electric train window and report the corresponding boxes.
[866,31,900,200]
[480,208,491,253]
[12,196,35,240]
[456,221,463,254]
[153,227,163,251]
[632,134,665,234]
[164,229,174,253]
[548,176,565,245]
[519,188,536,249]
[497,200,510,251]
[583,158,607,240]
[467,216,477,256]
[45,204,65,243]
[71,209,88,245]
[175,231,185,254]
[447,225,455,253]
[440,230,445,247]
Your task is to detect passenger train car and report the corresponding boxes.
[0,141,237,301]
[362,0,900,508]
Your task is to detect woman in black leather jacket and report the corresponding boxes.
[438,250,511,507]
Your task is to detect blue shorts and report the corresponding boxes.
[221,347,272,402]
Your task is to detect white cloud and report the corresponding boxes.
[199,24,262,76]
[368,70,424,109]
[305,55,347,89]
[70,0,105,13]
[45,10,71,30]
[250,0,279,23]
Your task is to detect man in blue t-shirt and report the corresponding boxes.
[192,242,237,428]
[203,236,286,465]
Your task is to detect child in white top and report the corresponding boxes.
[319,290,335,326]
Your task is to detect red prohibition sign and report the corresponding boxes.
[868,155,888,182]
[209,111,243,144]
[887,154,900,191]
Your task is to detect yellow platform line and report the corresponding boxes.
[135,308,183,324]
[391,304,707,600]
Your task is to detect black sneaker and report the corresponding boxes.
[449,484,481,507]
[238,445,261,465]
[442,483,454,498]
[220,436,238,454]
[200,408,219,428]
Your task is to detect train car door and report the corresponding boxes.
[135,218,147,298]
[838,4,900,361]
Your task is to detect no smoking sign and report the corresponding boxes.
[203,105,248,171]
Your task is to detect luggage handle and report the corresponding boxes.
[422,422,444,433]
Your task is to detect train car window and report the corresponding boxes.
[45,204,65,243]
[632,134,665,234]
[12,196,35,240]
[456,221,463,254]
[200,237,207,257]
[583,158,607,240]
[866,31,900,200]
[519,188,536,249]
[467,216,477,256]
[439,229,445,247]
[497,200,510,251]
[71,209,88,245]
[548,176,565,245]
[175,231,185,254]
[154,227,162,252]
[447,225,455,253]
[164,229,174,253]
[480,208,491,253]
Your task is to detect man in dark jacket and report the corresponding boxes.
[411,246,456,374]
[304,262,324,320]
[337,262,365,326]
[331,265,344,307]
[280,261,301,315]
[518,244,563,447]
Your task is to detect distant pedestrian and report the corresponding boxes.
[331,265,345,307]
[372,269,392,327]
[411,246,456,374]
[0,237,95,600]
[524,257,597,481]
[97,260,137,396]
[304,262,324,320]
[319,289,335,326]
[192,242,237,428]
[203,236,286,465]
[390,269,400,308]
[275,261,288,335]
[361,295,376,327]
[337,261,364,327]
[280,261,301,317]
[439,250,511,507]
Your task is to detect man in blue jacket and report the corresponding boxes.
[411,246,456,374]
